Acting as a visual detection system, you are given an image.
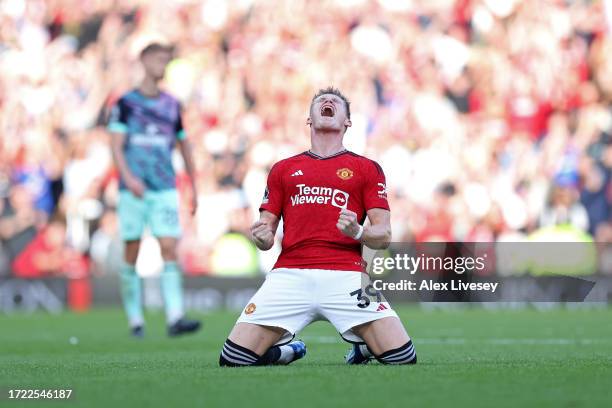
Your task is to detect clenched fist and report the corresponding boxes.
[336,208,362,240]
[251,220,275,250]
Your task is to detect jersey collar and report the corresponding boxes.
[304,149,349,160]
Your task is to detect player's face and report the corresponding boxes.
[142,50,172,81]
[308,94,351,133]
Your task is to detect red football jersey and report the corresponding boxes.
[260,150,390,272]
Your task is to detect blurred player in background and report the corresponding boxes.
[107,43,200,338]
[219,87,416,366]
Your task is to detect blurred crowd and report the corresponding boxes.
[0,0,610,278]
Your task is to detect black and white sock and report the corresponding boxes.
[219,339,295,367]
[266,344,296,365]
[219,339,260,367]
[376,340,417,365]
[357,343,374,359]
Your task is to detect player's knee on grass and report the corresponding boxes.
[219,339,260,366]
[375,340,417,365]
[219,339,289,367]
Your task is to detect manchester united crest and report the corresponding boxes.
[244,303,257,315]
[336,168,354,180]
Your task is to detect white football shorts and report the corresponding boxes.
[236,268,399,344]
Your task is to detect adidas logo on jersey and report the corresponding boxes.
[376,303,388,312]
[291,170,304,176]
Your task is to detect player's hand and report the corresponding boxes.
[251,220,275,249]
[336,208,361,239]
[125,175,145,198]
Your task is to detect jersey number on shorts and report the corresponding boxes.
[349,285,382,309]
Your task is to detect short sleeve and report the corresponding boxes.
[107,98,128,134]
[175,103,186,140]
[259,163,284,217]
[363,160,390,211]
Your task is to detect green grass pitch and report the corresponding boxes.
[1,306,611,408]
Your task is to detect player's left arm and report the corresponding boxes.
[362,208,391,249]
[175,107,198,215]
[337,208,391,249]
[337,159,391,249]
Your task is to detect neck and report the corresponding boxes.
[310,131,345,157]
[138,76,160,97]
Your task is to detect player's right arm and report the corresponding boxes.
[250,210,280,251]
[107,100,145,197]
[253,162,284,250]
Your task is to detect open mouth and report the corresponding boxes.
[321,104,335,117]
